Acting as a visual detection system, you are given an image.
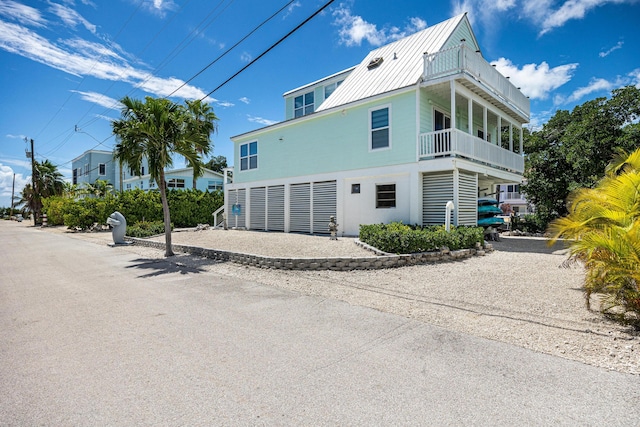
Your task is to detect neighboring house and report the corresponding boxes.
[120,162,225,192]
[71,150,116,188]
[497,183,534,215]
[72,149,226,193]
[226,12,529,236]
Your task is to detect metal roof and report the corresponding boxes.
[317,13,467,112]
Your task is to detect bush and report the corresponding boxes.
[359,222,484,254]
[126,220,168,238]
[42,196,68,225]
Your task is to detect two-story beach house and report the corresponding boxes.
[226,13,529,236]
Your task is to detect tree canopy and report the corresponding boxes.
[112,96,217,256]
[523,85,640,225]
[18,159,65,224]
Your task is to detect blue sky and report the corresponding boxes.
[1,0,639,208]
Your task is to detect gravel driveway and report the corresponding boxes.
[40,225,640,375]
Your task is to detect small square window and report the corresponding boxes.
[351,184,360,194]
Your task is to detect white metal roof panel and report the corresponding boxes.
[317,13,466,112]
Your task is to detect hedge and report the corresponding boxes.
[359,222,484,254]
[42,189,224,230]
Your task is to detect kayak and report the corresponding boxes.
[477,198,498,206]
[477,216,504,227]
[477,205,502,215]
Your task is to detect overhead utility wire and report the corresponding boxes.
[76,0,233,131]
[200,0,336,101]
[168,0,296,98]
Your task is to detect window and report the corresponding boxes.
[376,184,396,208]
[477,129,491,141]
[324,80,343,99]
[84,164,89,175]
[99,163,106,175]
[141,166,145,175]
[167,178,185,188]
[77,167,83,177]
[294,91,314,118]
[370,107,390,150]
[434,110,451,131]
[73,169,78,184]
[240,141,258,171]
[351,183,361,194]
[208,181,222,191]
[126,183,131,190]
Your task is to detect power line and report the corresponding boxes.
[168,0,296,98]
[200,0,336,100]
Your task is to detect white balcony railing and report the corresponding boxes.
[419,129,524,173]
[423,44,530,119]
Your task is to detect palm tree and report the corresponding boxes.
[19,160,65,224]
[112,96,216,256]
[184,99,218,189]
[82,179,113,198]
[548,148,640,323]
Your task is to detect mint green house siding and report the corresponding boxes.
[234,91,417,184]
[228,13,529,236]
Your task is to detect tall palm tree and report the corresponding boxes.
[184,99,218,189]
[112,96,216,256]
[82,179,113,198]
[19,160,65,224]
[548,148,640,322]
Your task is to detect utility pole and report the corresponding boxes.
[10,173,15,219]
[25,138,37,226]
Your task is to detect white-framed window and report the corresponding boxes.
[167,178,185,188]
[240,141,258,171]
[370,106,390,150]
[324,80,343,99]
[434,109,451,131]
[149,180,155,188]
[294,91,314,118]
[77,167,83,177]
[126,183,132,190]
[99,163,106,175]
[84,164,89,175]
[208,181,222,191]
[376,184,396,208]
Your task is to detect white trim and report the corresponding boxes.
[368,104,392,152]
[239,140,259,172]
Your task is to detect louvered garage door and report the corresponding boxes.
[422,172,454,225]
[290,183,311,233]
[267,185,285,231]
[227,188,246,228]
[458,172,478,225]
[312,180,337,234]
[249,187,266,230]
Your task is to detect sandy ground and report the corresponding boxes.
[31,223,640,375]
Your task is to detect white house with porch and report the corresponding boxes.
[225,13,528,236]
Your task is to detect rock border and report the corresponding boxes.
[126,237,493,271]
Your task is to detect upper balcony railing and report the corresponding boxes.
[423,44,530,119]
[419,129,524,174]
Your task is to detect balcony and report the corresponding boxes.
[419,129,524,174]
[423,44,530,120]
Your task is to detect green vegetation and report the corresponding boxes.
[523,86,640,230]
[126,220,168,238]
[359,222,484,254]
[41,188,223,231]
[549,148,640,327]
[112,96,218,256]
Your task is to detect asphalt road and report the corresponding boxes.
[1,221,639,426]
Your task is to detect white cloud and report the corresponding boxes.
[491,57,578,100]
[539,0,630,36]
[554,73,635,104]
[0,0,46,27]
[217,101,235,108]
[71,90,122,109]
[48,2,97,34]
[239,97,250,104]
[5,134,26,140]
[0,20,211,101]
[240,51,252,62]
[332,5,427,47]
[0,163,30,201]
[283,1,301,19]
[248,115,278,126]
[599,40,624,57]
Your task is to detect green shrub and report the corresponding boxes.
[42,196,68,225]
[126,220,168,238]
[359,222,484,254]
